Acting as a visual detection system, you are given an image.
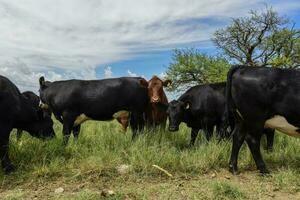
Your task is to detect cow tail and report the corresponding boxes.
[225,65,240,131]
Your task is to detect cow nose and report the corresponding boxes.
[151,97,160,103]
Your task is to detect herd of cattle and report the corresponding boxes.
[0,65,299,175]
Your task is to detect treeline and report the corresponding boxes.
[166,7,300,92]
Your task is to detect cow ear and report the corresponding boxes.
[163,80,172,87]
[39,76,45,87]
[139,79,148,87]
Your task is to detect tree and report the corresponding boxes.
[268,29,300,68]
[165,48,230,92]
[212,7,300,68]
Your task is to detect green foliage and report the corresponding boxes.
[165,48,230,92]
[272,169,300,193]
[268,30,300,68]
[213,7,300,68]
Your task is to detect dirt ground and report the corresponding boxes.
[1,169,299,200]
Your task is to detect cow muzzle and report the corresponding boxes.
[151,97,160,103]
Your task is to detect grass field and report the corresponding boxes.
[1,119,300,199]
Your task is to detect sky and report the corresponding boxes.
[0,0,299,92]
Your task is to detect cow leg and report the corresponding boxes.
[190,128,199,146]
[136,112,145,133]
[264,128,274,152]
[131,111,145,139]
[16,129,22,141]
[217,117,232,140]
[130,112,139,140]
[72,125,81,140]
[62,112,76,145]
[0,124,14,174]
[216,122,226,141]
[246,133,269,174]
[54,113,63,124]
[229,123,245,175]
[203,125,213,142]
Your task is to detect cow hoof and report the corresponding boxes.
[259,168,270,175]
[229,166,240,175]
[3,164,16,174]
[231,170,240,176]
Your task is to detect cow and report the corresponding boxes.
[162,82,229,146]
[144,76,171,130]
[39,80,132,136]
[226,65,300,175]
[0,75,55,173]
[39,76,149,144]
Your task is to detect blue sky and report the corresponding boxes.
[0,0,299,91]
[98,45,219,80]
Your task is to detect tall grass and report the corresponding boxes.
[1,118,300,189]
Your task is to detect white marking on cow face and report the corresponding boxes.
[264,115,300,137]
[74,114,91,126]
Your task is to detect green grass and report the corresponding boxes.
[211,180,246,200]
[1,119,300,199]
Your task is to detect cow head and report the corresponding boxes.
[23,105,55,140]
[166,100,190,132]
[144,76,171,103]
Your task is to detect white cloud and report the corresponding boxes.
[0,0,298,91]
[127,70,146,79]
[159,72,167,79]
[127,70,137,77]
[104,66,113,78]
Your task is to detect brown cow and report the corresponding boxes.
[144,76,171,130]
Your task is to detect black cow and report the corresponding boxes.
[39,76,149,144]
[163,83,230,146]
[0,75,55,173]
[227,65,300,175]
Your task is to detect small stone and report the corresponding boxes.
[211,173,216,178]
[116,164,131,175]
[101,189,115,197]
[225,175,231,179]
[54,187,64,193]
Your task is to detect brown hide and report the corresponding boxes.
[145,76,171,127]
